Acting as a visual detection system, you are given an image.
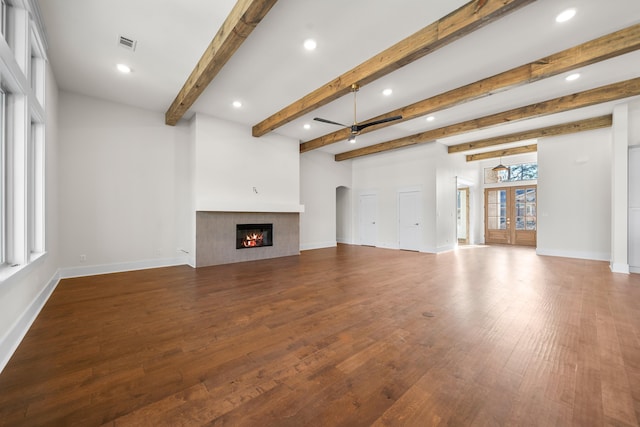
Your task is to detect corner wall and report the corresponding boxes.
[300,151,351,250]
[537,128,612,260]
[57,91,192,274]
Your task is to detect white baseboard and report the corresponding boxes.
[58,256,190,279]
[536,248,610,262]
[435,244,456,253]
[336,238,352,245]
[300,241,337,251]
[376,243,400,250]
[630,266,640,274]
[0,256,191,374]
[610,262,630,274]
[0,271,61,374]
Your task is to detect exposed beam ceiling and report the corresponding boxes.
[251,0,535,138]
[334,77,640,161]
[466,144,538,161]
[449,115,613,154]
[164,0,278,126]
[301,23,640,153]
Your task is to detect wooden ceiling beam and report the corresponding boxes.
[302,23,640,152]
[466,145,538,162]
[450,115,612,154]
[334,77,640,161]
[252,0,535,137]
[165,0,278,126]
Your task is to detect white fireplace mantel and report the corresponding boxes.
[196,199,305,213]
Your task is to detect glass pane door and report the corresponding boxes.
[485,186,536,246]
[485,189,509,244]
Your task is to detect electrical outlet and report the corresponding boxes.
[79,254,86,262]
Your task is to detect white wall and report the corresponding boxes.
[350,143,473,252]
[537,128,612,260]
[193,113,301,212]
[630,146,640,272]
[630,101,640,146]
[629,101,640,272]
[57,92,191,272]
[0,64,60,372]
[299,150,351,250]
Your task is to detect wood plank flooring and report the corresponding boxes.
[1,244,640,426]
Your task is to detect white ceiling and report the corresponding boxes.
[37,0,640,157]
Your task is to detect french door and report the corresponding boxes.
[484,185,537,246]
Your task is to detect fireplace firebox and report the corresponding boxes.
[236,223,273,249]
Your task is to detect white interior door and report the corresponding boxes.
[399,191,421,251]
[359,194,377,246]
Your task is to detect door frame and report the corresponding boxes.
[457,187,470,245]
[397,187,422,251]
[484,185,537,247]
[358,191,378,246]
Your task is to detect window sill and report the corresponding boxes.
[0,251,47,285]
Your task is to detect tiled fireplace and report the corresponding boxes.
[195,211,299,267]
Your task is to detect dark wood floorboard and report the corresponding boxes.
[1,244,640,426]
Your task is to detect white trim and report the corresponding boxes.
[195,202,304,213]
[397,188,422,252]
[58,257,190,279]
[435,244,456,253]
[377,243,399,250]
[536,248,610,262]
[336,237,352,244]
[610,262,630,274]
[630,266,640,274]
[300,241,336,251]
[0,268,59,373]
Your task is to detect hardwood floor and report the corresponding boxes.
[1,244,639,426]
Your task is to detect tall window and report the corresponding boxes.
[0,1,47,276]
[28,121,44,257]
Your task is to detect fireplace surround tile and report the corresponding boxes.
[196,211,299,267]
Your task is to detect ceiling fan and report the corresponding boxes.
[314,83,402,143]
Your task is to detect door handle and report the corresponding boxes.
[415,223,419,226]
[372,221,376,224]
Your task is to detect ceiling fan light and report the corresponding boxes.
[348,135,356,144]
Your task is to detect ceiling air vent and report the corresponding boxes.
[118,35,137,51]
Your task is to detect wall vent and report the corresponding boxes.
[118,35,137,51]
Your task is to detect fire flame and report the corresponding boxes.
[243,232,264,247]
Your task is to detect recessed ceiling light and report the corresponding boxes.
[303,123,311,130]
[556,8,576,23]
[382,88,393,96]
[116,63,131,73]
[232,100,242,108]
[426,116,435,122]
[303,39,317,51]
[565,73,580,81]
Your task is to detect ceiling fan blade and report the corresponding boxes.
[355,115,403,132]
[314,117,347,127]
